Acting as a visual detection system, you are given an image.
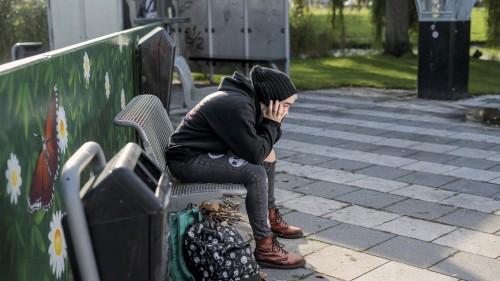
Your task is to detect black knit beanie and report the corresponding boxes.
[249,65,297,106]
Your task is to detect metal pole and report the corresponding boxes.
[284,0,290,75]
[244,0,249,74]
[207,0,214,81]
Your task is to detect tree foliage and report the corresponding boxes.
[290,0,334,58]
[0,0,49,64]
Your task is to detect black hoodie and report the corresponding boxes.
[166,72,282,165]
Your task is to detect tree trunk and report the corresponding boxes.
[485,0,500,46]
[384,0,411,57]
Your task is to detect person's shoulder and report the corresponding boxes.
[212,91,254,108]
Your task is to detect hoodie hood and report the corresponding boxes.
[217,71,262,120]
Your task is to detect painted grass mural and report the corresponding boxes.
[0,24,159,280]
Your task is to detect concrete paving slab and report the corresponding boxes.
[356,165,413,180]
[374,216,457,241]
[327,150,378,161]
[283,152,336,166]
[407,151,458,164]
[366,236,458,269]
[439,193,500,213]
[295,181,359,199]
[440,179,500,197]
[301,135,349,146]
[307,168,368,184]
[305,244,388,281]
[383,198,456,220]
[433,228,500,258]
[373,138,420,148]
[436,209,500,234]
[277,161,330,177]
[274,188,305,204]
[447,147,499,159]
[336,141,381,152]
[302,273,342,281]
[275,172,316,190]
[395,171,457,188]
[335,189,407,209]
[442,167,500,182]
[341,126,390,136]
[324,205,400,228]
[310,223,395,251]
[280,195,349,216]
[368,146,420,157]
[430,251,500,281]
[408,142,459,154]
[281,131,316,142]
[362,154,418,168]
[447,139,497,150]
[452,132,496,142]
[259,267,314,281]
[274,147,301,159]
[389,184,456,203]
[444,156,500,170]
[279,237,331,257]
[412,134,457,145]
[354,261,458,281]
[317,159,373,173]
[400,161,457,174]
[347,176,409,192]
[278,210,341,236]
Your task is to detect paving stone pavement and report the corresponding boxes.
[169,85,500,281]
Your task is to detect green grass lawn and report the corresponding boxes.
[197,55,500,95]
[309,7,489,46]
[290,54,500,95]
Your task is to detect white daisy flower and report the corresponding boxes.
[83,52,90,84]
[56,106,68,154]
[48,211,67,279]
[5,153,22,205]
[105,72,110,99]
[121,88,126,110]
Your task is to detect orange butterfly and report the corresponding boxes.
[28,85,60,212]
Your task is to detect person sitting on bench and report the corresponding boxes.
[165,66,305,269]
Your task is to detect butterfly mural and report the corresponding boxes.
[28,85,60,212]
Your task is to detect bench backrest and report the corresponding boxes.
[115,94,172,171]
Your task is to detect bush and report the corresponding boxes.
[290,1,334,58]
[0,0,49,64]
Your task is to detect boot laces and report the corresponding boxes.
[271,235,288,256]
[274,209,288,227]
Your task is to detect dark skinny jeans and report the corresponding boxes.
[167,152,277,240]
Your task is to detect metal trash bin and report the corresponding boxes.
[415,0,476,100]
[60,142,171,281]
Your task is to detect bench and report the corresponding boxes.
[189,55,287,82]
[114,94,247,212]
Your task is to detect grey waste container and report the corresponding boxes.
[61,142,171,281]
[415,0,476,100]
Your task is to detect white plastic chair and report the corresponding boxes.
[174,56,218,109]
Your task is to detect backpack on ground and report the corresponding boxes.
[183,220,261,281]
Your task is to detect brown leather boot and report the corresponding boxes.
[269,208,304,239]
[254,235,306,269]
